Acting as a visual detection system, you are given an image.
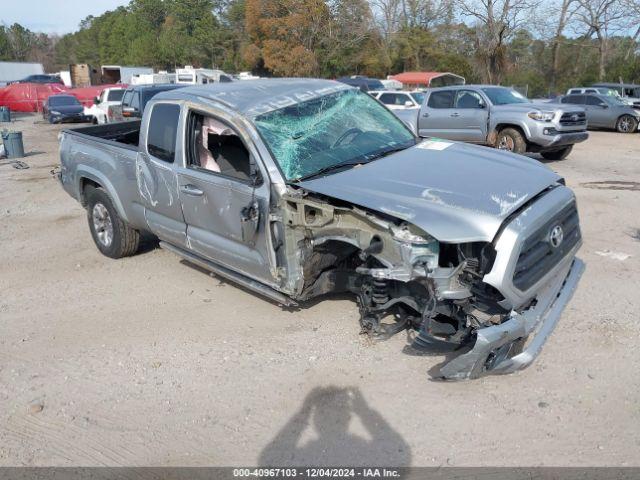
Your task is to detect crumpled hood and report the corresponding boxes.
[298,140,562,243]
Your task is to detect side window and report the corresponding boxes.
[186,111,254,183]
[585,96,605,106]
[562,95,584,104]
[379,93,407,105]
[147,103,181,163]
[585,89,596,94]
[427,91,455,109]
[130,92,141,111]
[568,89,580,94]
[122,90,133,107]
[455,90,484,108]
[378,93,396,105]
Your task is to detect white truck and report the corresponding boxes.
[83,87,126,124]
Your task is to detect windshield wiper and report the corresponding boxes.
[294,141,415,182]
[294,160,365,182]
[363,141,415,162]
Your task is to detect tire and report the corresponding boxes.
[85,186,140,259]
[496,127,527,154]
[616,115,637,134]
[541,145,573,160]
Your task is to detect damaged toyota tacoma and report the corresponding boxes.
[58,79,584,380]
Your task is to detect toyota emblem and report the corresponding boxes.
[549,225,564,248]
[570,114,579,122]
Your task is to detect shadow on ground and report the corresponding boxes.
[259,386,411,466]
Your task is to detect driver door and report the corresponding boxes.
[584,96,608,128]
[175,109,275,285]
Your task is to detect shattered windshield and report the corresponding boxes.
[254,89,415,181]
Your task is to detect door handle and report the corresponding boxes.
[450,112,460,117]
[421,112,430,118]
[180,184,204,196]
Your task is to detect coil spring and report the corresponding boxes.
[371,278,389,305]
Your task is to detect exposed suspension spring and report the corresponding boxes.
[371,278,389,305]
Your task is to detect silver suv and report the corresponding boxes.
[395,85,589,160]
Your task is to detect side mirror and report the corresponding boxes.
[478,101,486,109]
[404,100,414,107]
[94,96,100,105]
[599,104,608,109]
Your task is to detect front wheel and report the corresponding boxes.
[496,128,527,154]
[86,186,140,259]
[541,145,573,160]
[616,115,637,134]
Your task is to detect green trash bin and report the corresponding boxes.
[1,130,25,159]
[0,106,10,122]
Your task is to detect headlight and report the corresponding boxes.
[528,111,555,121]
[50,110,61,115]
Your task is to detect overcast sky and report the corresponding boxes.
[2,0,130,34]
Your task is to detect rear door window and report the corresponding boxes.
[585,96,605,106]
[147,103,181,163]
[427,90,455,109]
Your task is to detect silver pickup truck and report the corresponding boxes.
[58,79,584,380]
[395,85,589,160]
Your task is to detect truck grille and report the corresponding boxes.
[559,111,586,127]
[513,202,581,291]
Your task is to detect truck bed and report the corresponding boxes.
[64,121,141,148]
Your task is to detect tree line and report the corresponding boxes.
[1,0,639,96]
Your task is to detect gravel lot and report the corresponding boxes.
[1,114,639,467]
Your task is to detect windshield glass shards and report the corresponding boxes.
[254,89,415,181]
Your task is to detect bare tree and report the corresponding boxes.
[622,0,640,61]
[370,0,403,39]
[573,0,626,80]
[548,0,576,92]
[455,0,541,83]
[371,0,452,33]
[399,0,453,28]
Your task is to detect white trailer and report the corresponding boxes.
[0,61,44,85]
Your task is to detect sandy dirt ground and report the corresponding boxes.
[1,114,639,467]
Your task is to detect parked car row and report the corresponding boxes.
[552,93,639,133]
[391,85,589,159]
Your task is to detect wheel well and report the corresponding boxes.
[489,124,527,147]
[79,177,102,206]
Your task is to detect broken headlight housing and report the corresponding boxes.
[393,224,432,244]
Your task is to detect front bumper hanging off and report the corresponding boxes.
[438,258,585,381]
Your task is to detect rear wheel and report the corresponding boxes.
[496,128,527,154]
[541,145,573,160]
[616,115,637,134]
[86,186,140,258]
